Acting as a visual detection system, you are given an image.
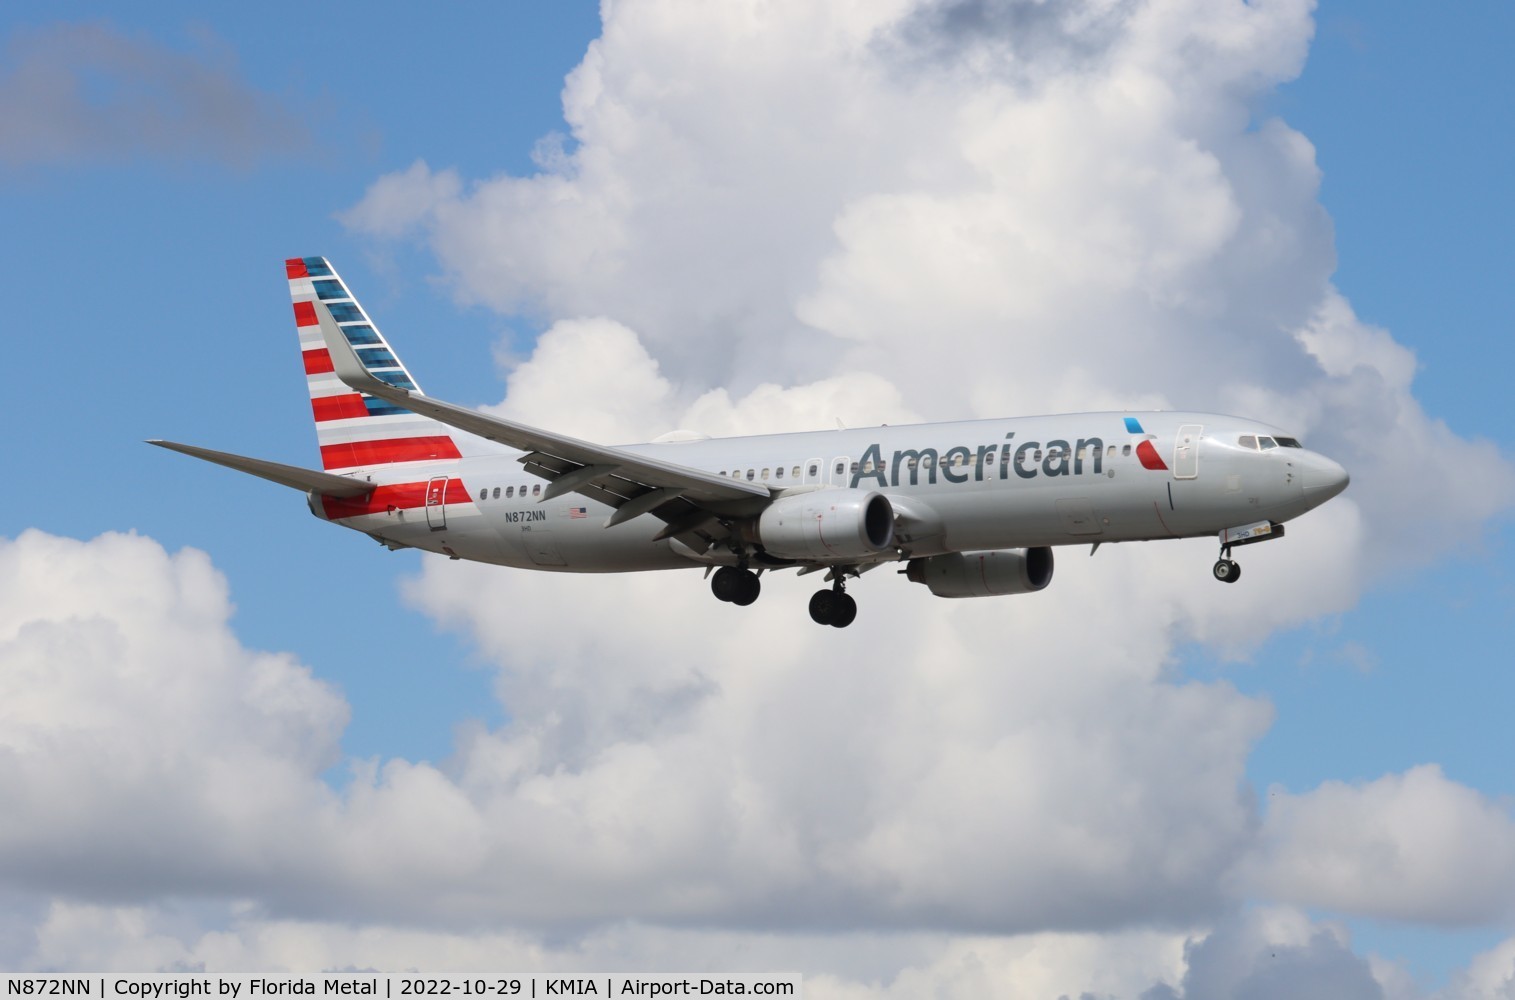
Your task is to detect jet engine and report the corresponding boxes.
[905,547,1054,598]
[756,489,895,561]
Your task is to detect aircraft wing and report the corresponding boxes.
[147,440,374,498]
[313,303,770,538]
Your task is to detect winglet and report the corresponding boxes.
[315,300,402,400]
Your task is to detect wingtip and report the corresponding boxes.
[312,299,405,398]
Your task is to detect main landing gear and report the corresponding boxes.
[711,566,761,606]
[808,583,858,629]
[709,564,860,628]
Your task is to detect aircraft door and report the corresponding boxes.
[804,457,822,486]
[828,456,851,487]
[1174,424,1202,480]
[425,476,448,530]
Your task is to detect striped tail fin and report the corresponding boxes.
[286,257,464,473]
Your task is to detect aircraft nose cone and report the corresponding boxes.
[1302,456,1350,504]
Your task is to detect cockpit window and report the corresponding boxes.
[1259,436,1278,450]
[1238,435,1257,450]
[1274,436,1303,448]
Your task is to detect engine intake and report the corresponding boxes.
[905,547,1054,598]
[757,489,895,561]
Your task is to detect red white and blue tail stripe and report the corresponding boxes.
[286,257,463,473]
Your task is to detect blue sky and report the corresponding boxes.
[2,1,1513,994]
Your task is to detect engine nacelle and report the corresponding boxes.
[905,547,1054,598]
[757,489,895,561]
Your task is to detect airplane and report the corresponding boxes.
[150,257,1351,628]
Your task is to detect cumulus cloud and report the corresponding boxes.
[0,531,345,901]
[1,897,1436,1000]
[0,22,311,168]
[1142,908,1388,1000]
[1243,766,1515,925]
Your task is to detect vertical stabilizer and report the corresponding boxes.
[286,257,462,472]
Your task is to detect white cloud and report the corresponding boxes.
[4,897,1433,1000]
[1441,936,1515,1000]
[1243,766,1515,925]
[1148,907,1388,1000]
[0,530,346,901]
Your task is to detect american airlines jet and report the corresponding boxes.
[152,258,1350,628]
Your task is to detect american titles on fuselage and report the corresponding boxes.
[845,433,1120,491]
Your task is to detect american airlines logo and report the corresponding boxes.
[850,421,1166,491]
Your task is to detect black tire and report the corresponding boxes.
[809,589,837,625]
[829,592,858,628]
[731,570,761,606]
[1212,559,1241,583]
[711,566,740,602]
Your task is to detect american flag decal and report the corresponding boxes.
[568,506,587,519]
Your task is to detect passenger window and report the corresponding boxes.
[761,468,770,480]
[808,464,818,477]
[720,470,727,477]
[747,469,756,481]
[1033,450,1043,462]
[1106,445,1115,458]
[922,455,933,468]
[1122,445,1131,456]
[493,487,501,499]
[506,486,514,498]
[850,462,859,474]
[835,462,844,475]
[533,484,541,496]
[479,488,487,501]
[793,466,801,478]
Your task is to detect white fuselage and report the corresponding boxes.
[310,411,1348,573]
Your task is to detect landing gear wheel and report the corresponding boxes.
[829,592,858,628]
[731,570,761,606]
[809,589,840,625]
[1212,559,1241,584]
[711,566,742,602]
[809,588,858,627]
[713,567,761,604]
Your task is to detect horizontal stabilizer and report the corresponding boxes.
[147,440,374,498]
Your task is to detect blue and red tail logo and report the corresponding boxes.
[1124,417,1169,472]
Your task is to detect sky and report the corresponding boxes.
[1,0,1512,995]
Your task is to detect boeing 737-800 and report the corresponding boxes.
[151,257,1350,628]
